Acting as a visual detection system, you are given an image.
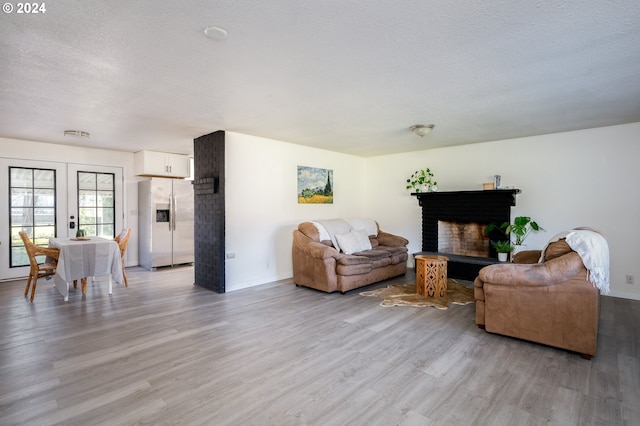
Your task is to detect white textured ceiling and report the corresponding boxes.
[1,1,639,157]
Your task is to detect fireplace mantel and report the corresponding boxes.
[412,189,521,280]
[412,189,521,206]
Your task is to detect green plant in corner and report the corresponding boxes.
[485,216,544,246]
[491,240,514,253]
[406,168,437,192]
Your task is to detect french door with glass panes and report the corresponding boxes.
[0,159,123,281]
[68,164,123,240]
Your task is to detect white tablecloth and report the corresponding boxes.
[49,237,124,301]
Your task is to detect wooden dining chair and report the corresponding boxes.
[19,231,60,302]
[74,277,88,294]
[114,228,131,287]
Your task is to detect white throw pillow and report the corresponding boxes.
[335,229,372,255]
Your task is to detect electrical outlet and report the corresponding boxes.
[225,252,235,259]
[626,275,634,285]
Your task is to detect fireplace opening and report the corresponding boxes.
[438,221,490,258]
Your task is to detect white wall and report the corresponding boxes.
[365,123,640,300]
[0,137,140,266]
[4,123,639,301]
[224,132,366,291]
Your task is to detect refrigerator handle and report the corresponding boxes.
[172,196,177,231]
[168,196,173,231]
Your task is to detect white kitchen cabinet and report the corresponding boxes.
[134,150,191,178]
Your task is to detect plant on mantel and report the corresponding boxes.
[485,216,545,246]
[406,168,438,192]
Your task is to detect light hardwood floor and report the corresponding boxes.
[1,266,639,426]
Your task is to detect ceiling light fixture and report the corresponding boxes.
[64,130,90,138]
[410,124,435,137]
[204,25,228,41]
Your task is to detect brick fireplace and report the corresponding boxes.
[413,189,520,280]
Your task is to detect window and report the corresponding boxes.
[77,172,115,239]
[9,167,56,267]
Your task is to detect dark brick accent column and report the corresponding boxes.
[193,131,225,293]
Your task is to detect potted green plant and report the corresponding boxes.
[485,216,545,246]
[406,168,437,192]
[491,240,514,262]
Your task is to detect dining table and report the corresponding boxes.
[48,236,124,301]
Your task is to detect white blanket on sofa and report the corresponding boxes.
[539,229,610,294]
[313,219,351,250]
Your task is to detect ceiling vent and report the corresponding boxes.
[64,130,90,138]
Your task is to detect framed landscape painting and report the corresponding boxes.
[297,166,333,204]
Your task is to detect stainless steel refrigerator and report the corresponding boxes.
[138,178,194,270]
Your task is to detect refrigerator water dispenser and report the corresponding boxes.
[155,204,170,223]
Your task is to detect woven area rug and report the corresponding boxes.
[360,280,475,309]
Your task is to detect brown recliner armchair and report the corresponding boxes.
[474,230,608,359]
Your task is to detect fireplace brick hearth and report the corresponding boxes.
[413,189,521,280]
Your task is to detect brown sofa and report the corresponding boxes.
[474,231,607,359]
[292,220,409,293]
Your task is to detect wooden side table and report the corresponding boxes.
[415,255,449,298]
